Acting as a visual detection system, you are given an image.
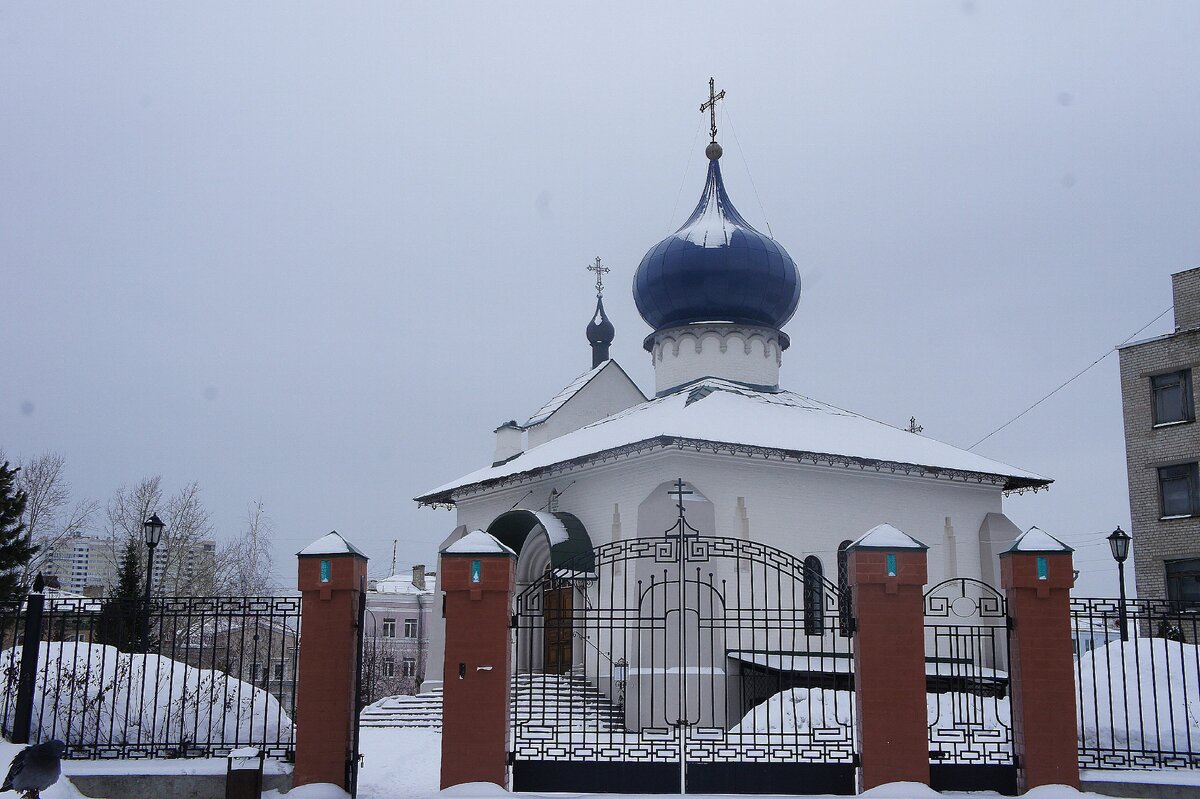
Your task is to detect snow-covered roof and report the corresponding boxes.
[1005,526,1074,554]
[441,530,516,556]
[371,570,435,595]
[417,378,1052,505]
[851,523,929,550]
[297,531,367,558]
[524,361,609,427]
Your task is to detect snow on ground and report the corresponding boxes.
[357,726,442,799]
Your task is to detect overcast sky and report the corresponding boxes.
[3,3,1196,594]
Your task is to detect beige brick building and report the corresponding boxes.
[1118,267,1200,604]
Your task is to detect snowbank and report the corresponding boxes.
[730,688,1009,736]
[1077,638,1200,753]
[0,641,292,752]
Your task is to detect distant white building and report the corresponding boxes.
[41,533,217,597]
[41,535,115,595]
[362,564,436,699]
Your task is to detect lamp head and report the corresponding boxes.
[143,513,165,548]
[1107,525,1131,564]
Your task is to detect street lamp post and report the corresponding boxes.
[1107,525,1131,643]
[142,513,165,646]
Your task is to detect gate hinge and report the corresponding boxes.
[510,613,517,629]
[851,753,861,767]
[1006,616,1015,632]
[1012,754,1020,769]
[507,751,516,766]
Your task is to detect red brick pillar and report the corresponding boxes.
[294,531,369,790]
[1000,528,1080,792]
[439,531,516,790]
[848,524,930,791]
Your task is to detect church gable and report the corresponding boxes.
[525,360,647,448]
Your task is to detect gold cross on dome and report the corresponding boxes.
[587,256,610,297]
[700,77,726,144]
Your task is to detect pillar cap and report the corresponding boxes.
[297,530,368,558]
[441,530,516,557]
[1002,526,1073,555]
[848,523,929,551]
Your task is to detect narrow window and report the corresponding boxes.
[836,541,853,637]
[273,661,284,680]
[803,556,825,636]
[382,618,397,638]
[404,618,418,638]
[1152,370,1194,425]
[383,657,395,678]
[402,657,416,677]
[1158,463,1199,517]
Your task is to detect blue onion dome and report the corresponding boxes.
[633,152,801,332]
[586,296,615,347]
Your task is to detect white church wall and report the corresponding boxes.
[651,324,783,394]
[526,362,646,448]
[449,448,1007,587]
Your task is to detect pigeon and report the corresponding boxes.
[2,740,65,799]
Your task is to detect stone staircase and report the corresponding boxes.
[358,669,625,732]
[512,668,625,731]
[359,687,443,728]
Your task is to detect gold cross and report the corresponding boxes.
[587,256,610,297]
[700,77,726,144]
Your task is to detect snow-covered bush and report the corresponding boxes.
[0,641,292,751]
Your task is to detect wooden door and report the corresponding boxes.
[542,583,573,674]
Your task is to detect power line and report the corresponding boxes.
[969,306,1173,450]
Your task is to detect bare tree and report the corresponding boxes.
[105,477,216,596]
[217,500,275,595]
[19,452,98,584]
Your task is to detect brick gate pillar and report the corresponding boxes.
[1000,528,1080,792]
[848,524,930,791]
[439,530,516,790]
[294,531,369,790]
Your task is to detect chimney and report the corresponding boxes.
[412,564,426,591]
[493,420,524,465]
[1172,267,1200,332]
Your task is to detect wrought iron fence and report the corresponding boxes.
[1072,598,1199,770]
[0,591,300,760]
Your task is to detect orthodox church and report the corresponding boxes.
[415,94,1051,701]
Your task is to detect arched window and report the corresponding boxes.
[803,555,825,636]
[837,541,853,637]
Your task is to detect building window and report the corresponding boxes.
[1166,558,1200,608]
[403,619,418,638]
[402,657,416,677]
[381,618,396,638]
[383,657,395,678]
[803,556,825,636]
[1158,463,1200,517]
[274,662,284,680]
[1152,370,1194,425]
[836,540,853,637]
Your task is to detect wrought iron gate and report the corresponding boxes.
[924,578,1016,795]
[511,494,856,794]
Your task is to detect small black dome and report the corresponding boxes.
[633,158,800,332]
[586,296,615,346]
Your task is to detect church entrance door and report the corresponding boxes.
[542,579,573,675]
[511,482,858,795]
